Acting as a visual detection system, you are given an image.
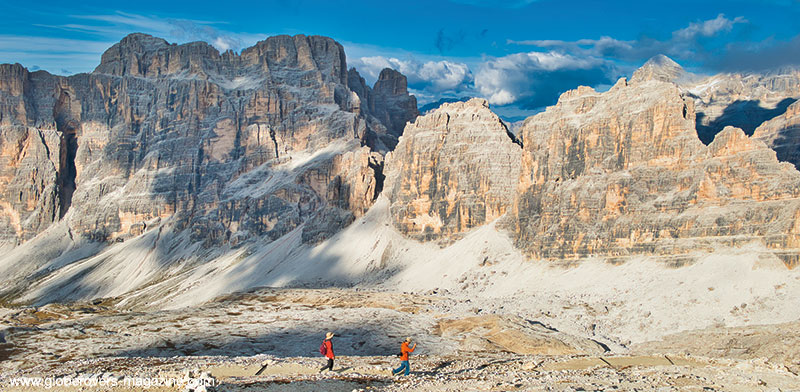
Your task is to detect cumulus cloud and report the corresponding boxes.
[351,56,474,102]
[508,14,748,65]
[354,56,417,81]
[475,52,616,108]
[673,14,746,40]
[526,13,800,74]
[350,48,620,110]
[419,61,473,90]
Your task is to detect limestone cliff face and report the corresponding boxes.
[512,76,800,264]
[0,64,63,243]
[0,33,415,248]
[384,98,521,241]
[6,39,800,307]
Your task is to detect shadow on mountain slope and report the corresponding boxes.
[769,124,800,170]
[23,226,200,307]
[696,97,797,144]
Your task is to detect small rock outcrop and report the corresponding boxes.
[384,98,521,242]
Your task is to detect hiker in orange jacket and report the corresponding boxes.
[319,332,335,372]
[392,337,416,376]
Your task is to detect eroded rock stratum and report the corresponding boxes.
[385,65,800,266]
[510,75,800,264]
[0,33,418,248]
[2,36,800,307]
[384,98,521,242]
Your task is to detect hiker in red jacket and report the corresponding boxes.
[319,332,335,372]
[392,337,417,376]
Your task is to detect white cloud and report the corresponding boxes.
[475,51,615,107]
[418,61,472,90]
[164,18,266,52]
[3,12,268,75]
[71,11,181,33]
[508,14,748,64]
[354,56,417,81]
[347,44,618,109]
[673,14,747,40]
[66,12,266,51]
[350,56,474,102]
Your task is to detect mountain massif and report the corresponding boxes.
[0,34,799,306]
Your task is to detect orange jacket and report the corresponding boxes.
[324,339,334,359]
[400,342,415,361]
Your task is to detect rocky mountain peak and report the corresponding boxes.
[242,34,349,85]
[0,32,418,253]
[371,68,418,137]
[443,97,489,109]
[384,96,521,242]
[94,33,218,77]
[631,54,687,84]
[349,67,419,149]
[374,68,409,95]
[93,33,352,85]
[645,54,681,68]
[556,85,598,102]
[118,32,171,49]
[708,126,763,157]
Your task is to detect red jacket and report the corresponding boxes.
[400,342,415,361]
[324,339,334,359]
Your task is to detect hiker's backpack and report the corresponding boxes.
[319,340,328,356]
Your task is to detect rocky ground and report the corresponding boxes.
[1,288,799,391]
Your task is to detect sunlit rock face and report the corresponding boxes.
[512,73,800,264]
[384,98,522,242]
[0,33,418,247]
[377,60,800,265]
[4,39,800,305]
[0,64,63,244]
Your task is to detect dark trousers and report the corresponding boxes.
[320,358,334,372]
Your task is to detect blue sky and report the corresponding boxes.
[2,0,799,119]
